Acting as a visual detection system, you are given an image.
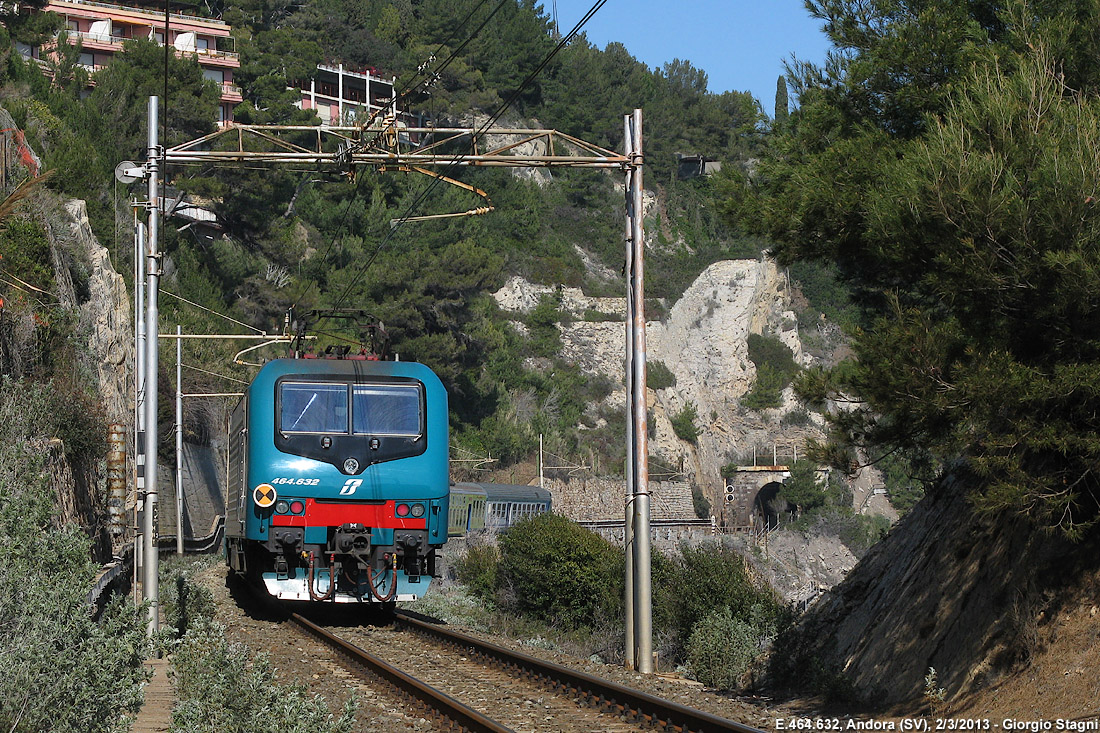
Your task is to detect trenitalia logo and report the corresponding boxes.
[339,479,362,495]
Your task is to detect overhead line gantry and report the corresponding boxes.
[163,123,631,170]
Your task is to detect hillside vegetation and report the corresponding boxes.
[735,0,1100,540]
[0,0,789,471]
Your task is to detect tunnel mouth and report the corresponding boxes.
[753,481,789,531]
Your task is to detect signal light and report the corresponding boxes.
[396,503,410,517]
[411,503,425,518]
[290,500,304,514]
[275,500,290,514]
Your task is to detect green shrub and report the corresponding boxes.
[496,513,623,630]
[787,260,859,332]
[527,292,563,357]
[838,513,892,557]
[685,607,759,689]
[671,402,700,443]
[795,508,891,558]
[647,360,677,391]
[743,334,800,410]
[691,484,711,519]
[747,333,799,377]
[160,557,218,638]
[0,379,148,733]
[878,451,929,515]
[454,542,500,602]
[171,619,356,732]
[742,363,787,410]
[779,459,826,513]
[653,541,782,646]
[780,408,812,427]
[0,218,54,293]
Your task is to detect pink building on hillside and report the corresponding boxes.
[20,0,242,125]
[297,63,423,129]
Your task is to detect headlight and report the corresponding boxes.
[275,500,290,514]
[411,503,425,518]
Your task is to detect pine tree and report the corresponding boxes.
[731,0,1100,537]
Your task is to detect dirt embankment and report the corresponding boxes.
[770,474,1100,710]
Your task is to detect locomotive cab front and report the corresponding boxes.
[226,358,450,606]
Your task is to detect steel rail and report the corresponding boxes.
[289,613,515,733]
[395,612,765,733]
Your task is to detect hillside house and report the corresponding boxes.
[19,0,242,125]
[295,63,422,129]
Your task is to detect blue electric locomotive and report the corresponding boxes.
[225,352,449,606]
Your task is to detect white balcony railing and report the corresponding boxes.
[57,30,239,62]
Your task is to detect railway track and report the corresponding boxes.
[287,606,765,733]
[291,612,510,732]
[394,611,763,733]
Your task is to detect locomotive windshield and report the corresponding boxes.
[352,385,420,436]
[281,382,348,433]
[279,381,422,436]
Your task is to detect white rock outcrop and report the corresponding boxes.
[67,199,134,425]
[493,276,626,318]
[493,258,827,498]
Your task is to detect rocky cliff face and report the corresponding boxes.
[771,476,1098,705]
[69,200,134,426]
[33,193,134,426]
[493,258,827,506]
[1,109,133,558]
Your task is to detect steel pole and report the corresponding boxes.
[142,96,161,637]
[134,218,146,602]
[628,109,653,674]
[175,325,183,555]
[622,114,635,671]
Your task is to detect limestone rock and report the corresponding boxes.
[69,199,134,425]
[494,258,828,505]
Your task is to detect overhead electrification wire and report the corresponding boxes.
[338,0,502,140]
[355,0,507,136]
[394,0,500,105]
[327,0,610,314]
[161,290,268,334]
[182,362,250,384]
[286,0,510,313]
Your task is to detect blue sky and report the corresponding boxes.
[544,1,834,116]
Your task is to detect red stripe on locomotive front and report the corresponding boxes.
[270,499,427,529]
